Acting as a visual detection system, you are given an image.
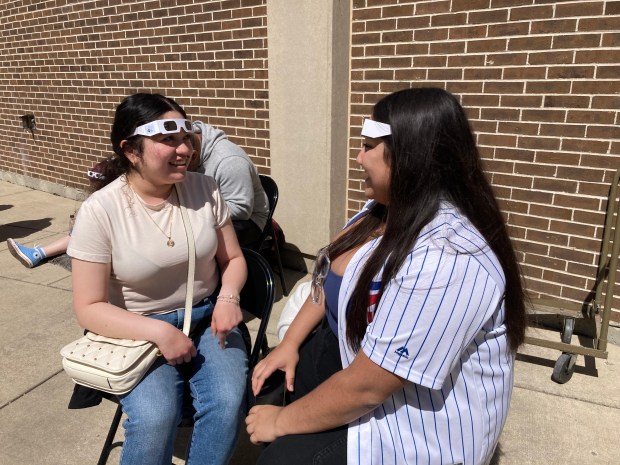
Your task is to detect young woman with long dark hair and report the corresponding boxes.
[247,87,526,465]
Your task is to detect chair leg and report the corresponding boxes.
[272,235,288,296]
[97,404,123,465]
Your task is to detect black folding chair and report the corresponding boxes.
[96,248,275,464]
[253,174,288,296]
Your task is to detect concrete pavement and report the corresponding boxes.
[1,179,619,465]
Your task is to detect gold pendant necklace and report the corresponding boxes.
[130,184,176,247]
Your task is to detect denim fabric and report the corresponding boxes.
[118,299,248,465]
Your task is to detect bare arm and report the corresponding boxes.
[71,258,196,365]
[211,219,247,348]
[246,350,405,444]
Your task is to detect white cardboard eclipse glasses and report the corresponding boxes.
[361,119,391,138]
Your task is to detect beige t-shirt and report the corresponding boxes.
[67,172,229,315]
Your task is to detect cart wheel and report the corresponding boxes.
[551,353,577,384]
[560,317,575,344]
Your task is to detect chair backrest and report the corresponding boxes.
[259,174,279,215]
[240,247,275,368]
[253,175,279,250]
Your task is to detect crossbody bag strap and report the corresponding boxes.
[176,184,195,336]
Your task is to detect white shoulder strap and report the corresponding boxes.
[176,184,195,336]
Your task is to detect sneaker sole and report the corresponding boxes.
[7,238,35,268]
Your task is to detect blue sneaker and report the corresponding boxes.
[6,238,46,268]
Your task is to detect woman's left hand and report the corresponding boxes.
[211,300,243,348]
[245,404,284,444]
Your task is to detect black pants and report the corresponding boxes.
[257,320,347,465]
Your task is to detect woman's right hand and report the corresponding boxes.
[154,323,197,365]
[251,342,299,396]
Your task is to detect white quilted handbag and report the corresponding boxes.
[60,184,196,395]
[60,333,161,394]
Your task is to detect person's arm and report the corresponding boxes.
[211,219,247,348]
[71,259,197,365]
[246,349,405,444]
[250,291,325,393]
[213,156,255,221]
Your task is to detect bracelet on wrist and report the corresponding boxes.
[216,294,240,306]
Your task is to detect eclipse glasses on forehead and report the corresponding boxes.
[361,118,391,138]
[130,118,194,138]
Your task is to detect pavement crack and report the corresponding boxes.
[0,369,63,410]
[513,382,620,410]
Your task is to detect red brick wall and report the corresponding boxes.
[2,1,620,322]
[349,0,620,322]
[0,0,269,190]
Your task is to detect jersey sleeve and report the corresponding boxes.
[361,243,504,390]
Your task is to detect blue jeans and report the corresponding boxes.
[118,299,248,465]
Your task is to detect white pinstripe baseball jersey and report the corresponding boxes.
[338,202,514,465]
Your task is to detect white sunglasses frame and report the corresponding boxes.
[130,118,194,138]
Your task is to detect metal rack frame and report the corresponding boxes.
[523,169,619,383]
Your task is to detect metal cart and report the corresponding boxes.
[524,168,620,383]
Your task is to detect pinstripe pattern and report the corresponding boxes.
[339,202,514,465]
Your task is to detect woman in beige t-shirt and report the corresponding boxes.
[68,93,248,465]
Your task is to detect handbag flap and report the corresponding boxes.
[85,332,152,347]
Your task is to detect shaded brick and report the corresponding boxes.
[569,236,604,254]
[586,124,620,140]
[561,138,611,155]
[514,161,556,177]
[579,16,620,32]
[526,253,568,271]
[596,65,620,79]
[527,80,573,95]
[526,229,570,246]
[431,12,468,27]
[510,212,550,230]
[415,1,451,14]
[414,27,449,41]
[500,94,543,108]
[531,18,578,35]
[540,123,586,137]
[448,24,487,40]
[452,0,491,11]
[381,4,414,18]
[530,203,573,221]
[467,38,508,53]
[463,67,503,80]
[543,95,591,109]
[503,66,547,80]
[488,21,530,37]
[575,49,620,65]
[553,33,602,49]
[556,2,604,17]
[430,41,466,54]
[529,50,577,65]
[493,173,534,189]
[469,8,509,24]
[576,181,610,200]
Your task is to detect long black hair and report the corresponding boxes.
[107,93,187,177]
[330,87,526,351]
